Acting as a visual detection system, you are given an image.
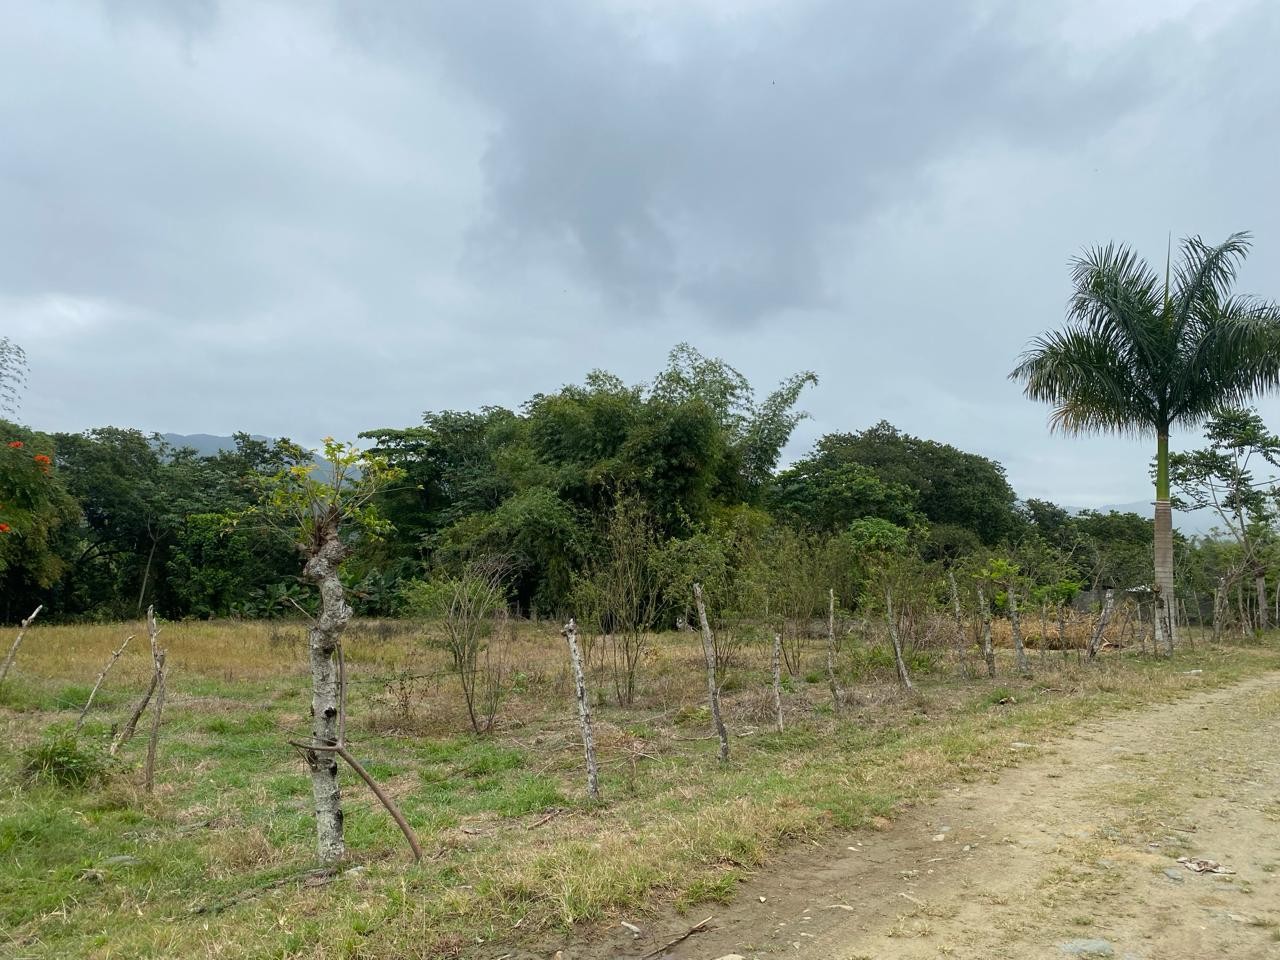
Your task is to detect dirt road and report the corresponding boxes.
[565,672,1280,960]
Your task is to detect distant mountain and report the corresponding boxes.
[160,433,270,457]
[160,435,272,455]
[158,433,335,478]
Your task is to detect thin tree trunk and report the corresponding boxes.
[136,532,159,616]
[1087,589,1115,661]
[0,605,42,687]
[1038,603,1049,663]
[1008,582,1029,676]
[885,586,913,690]
[142,608,166,794]
[825,588,840,711]
[562,618,599,800]
[1237,579,1249,637]
[692,583,729,763]
[77,632,135,731]
[947,568,963,630]
[301,526,351,865]
[947,569,969,677]
[1256,572,1268,632]
[1057,604,1068,662]
[770,632,784,733]
[977,586,995,678]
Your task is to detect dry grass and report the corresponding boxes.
[0,615,1273,959]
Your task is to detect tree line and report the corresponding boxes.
[1,340,1272,633]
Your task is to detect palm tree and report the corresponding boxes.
[1011,232,1280,653]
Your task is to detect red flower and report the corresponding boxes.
[0,523,10,534]
[33,454,51,472]
[7,441,22,448]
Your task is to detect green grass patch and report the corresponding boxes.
[1,627,1277,959]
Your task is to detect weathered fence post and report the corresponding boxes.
[1087,589,1115,661]
[142,606,166,794]
[0,604,42,687]
[562,618,599,800]
[78,632,135,731]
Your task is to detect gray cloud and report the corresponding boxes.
[340,1,1167,321]
[3,0,1280,509]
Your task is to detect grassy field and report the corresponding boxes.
[1,616,1277,959]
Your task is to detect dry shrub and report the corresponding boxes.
[204,825,285,879]
[989,615,1097,649]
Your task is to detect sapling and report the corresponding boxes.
[976,585,995,678]
[884,585,913,690]
[770,632,784,733]
[825,588,841,710]
[692,583,729,763]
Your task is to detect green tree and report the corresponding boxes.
[364,345,815,612]
[249,438,401,863]
[777,422,1017,544]
[0,422,80,618]
[0,338,27,419]
[1170,408,1280,631]
[1012,232,1280,652]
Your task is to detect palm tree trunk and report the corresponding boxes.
[1153,431,1176,655]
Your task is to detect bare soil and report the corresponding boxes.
[551,671,1280,959]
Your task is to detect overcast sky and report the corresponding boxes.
[5,0,1280,508]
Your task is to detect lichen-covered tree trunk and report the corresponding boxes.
[1008,582,1029,675]
[562,618,599,800]
[302,523,351,864]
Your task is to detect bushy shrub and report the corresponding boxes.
[20,731,106,789]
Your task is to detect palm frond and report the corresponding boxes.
[1171,297,1280,427]
[1011,327,1156,435]
[1066,242,1166,378]
[1170,232,1252,348]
